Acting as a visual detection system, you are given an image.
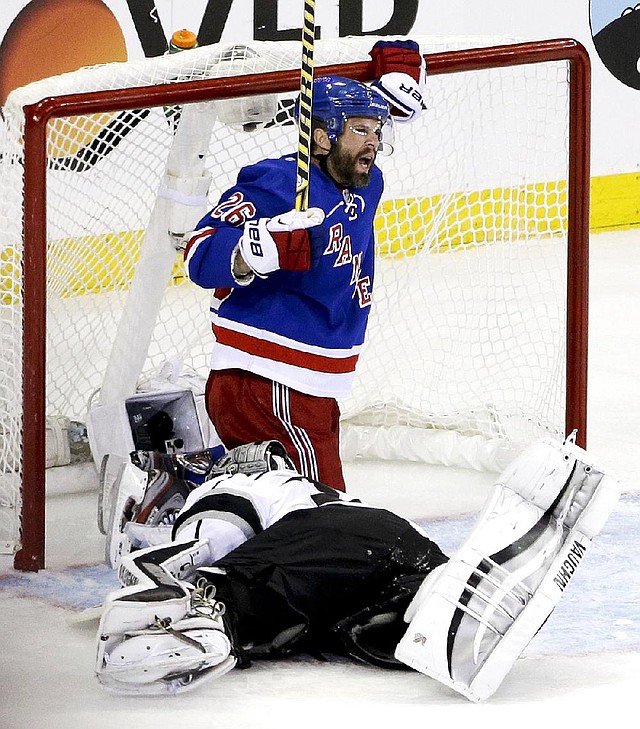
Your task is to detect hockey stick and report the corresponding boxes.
[66,603,103,625]
[294,0,316,212]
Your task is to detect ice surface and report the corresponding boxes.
[1,230,638,728]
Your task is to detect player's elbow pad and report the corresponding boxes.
[184,226,238,288]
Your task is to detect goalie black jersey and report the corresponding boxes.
[172,470,449,666]
[209,501,448,666]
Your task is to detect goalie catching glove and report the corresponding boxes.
[369,39,427,124]
[237,207,325,277]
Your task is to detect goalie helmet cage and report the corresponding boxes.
[1,36,590,570]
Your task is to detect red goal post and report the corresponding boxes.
[10,37,590,570]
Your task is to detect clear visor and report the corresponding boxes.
[379,116,395,156]
[345,116,395,156]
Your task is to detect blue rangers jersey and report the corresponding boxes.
[184,154,384,399]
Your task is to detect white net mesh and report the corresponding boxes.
[0,36,576,553]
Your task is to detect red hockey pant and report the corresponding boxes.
[205,369,346,491]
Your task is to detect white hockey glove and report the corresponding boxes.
[369,40,427,123]
[371,72,427,123]
[238,207,324,276]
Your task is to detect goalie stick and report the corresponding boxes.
[294,0,316,212]
[66,603,104,625]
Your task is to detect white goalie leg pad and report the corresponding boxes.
[97,587,234,696]
[97,539,235,695]
[96,579,191,690]
[97,453,128,535]
[98,613,234,696]
[395,434,621,702]
[104,461,149,569]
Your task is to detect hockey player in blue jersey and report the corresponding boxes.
[183,41,427,491]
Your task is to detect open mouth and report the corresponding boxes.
[358,153,374,171]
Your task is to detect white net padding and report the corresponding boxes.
[0,36,578,555]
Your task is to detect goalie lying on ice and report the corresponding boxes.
[95,434,619,701]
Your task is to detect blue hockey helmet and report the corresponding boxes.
[310,76,390,142]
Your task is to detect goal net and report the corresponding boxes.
[0,36,590,568]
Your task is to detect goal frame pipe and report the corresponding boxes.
[16,38,590,570]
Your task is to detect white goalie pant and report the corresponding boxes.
[395,434,621,702]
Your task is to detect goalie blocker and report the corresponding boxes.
[395,432,620,702]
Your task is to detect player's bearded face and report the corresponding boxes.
[328,117,381,188]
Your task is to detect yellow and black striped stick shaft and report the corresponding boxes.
[295,0,316,212]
